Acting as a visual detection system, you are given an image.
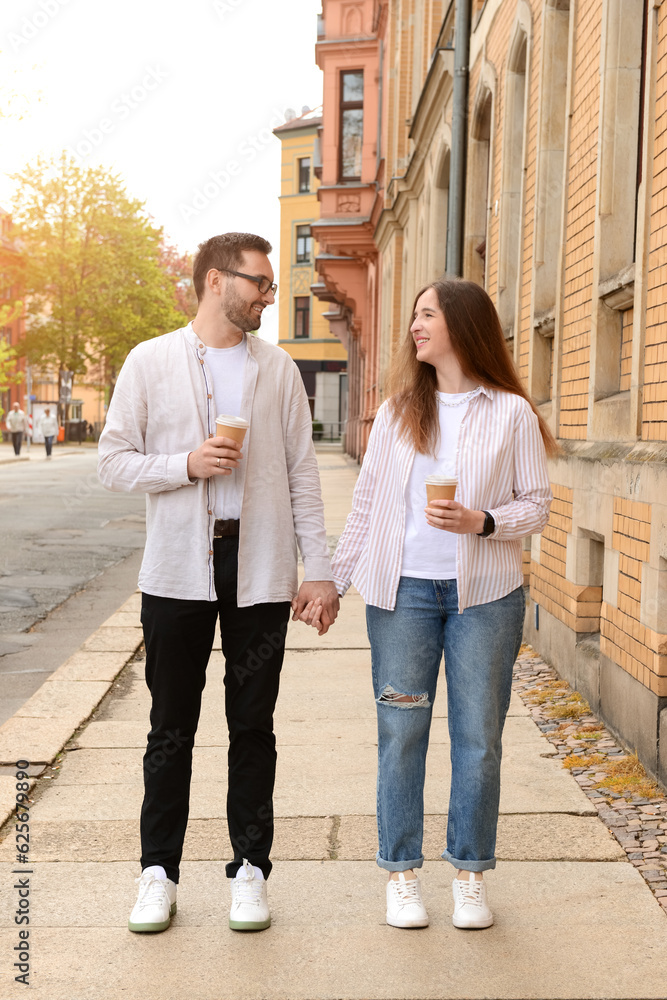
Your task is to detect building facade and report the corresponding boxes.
[0,207,25,421]
[274,109,348,438]
[314,0,667,788]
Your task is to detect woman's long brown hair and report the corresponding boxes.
[387,278,559,456]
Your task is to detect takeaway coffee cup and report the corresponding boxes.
[215,414,249,445]
[425,474,458,504]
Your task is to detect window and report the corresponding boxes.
[296,226,312,264]
[339,70,363,180]
[294,296,310,338]
[298,157,311,193]
[465,83,492,286]
[498,27,528,344]
[530,0,571,406]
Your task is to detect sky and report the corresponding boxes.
[0,0,324,344]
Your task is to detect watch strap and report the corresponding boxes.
[477,510,495,537]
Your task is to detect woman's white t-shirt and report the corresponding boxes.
[400,389,482,580]
[205,340,247,520]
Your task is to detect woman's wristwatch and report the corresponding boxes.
[477,511,495,537]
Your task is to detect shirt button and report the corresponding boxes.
[208,510,213,515]
[208,549,214,555]
[198,344,206,353]
[199,359,204,365]
[207,394,212,399]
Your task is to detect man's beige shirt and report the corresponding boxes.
[98,324,333,605]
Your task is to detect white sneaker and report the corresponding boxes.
[452,873,493,929]
[386,873,429,928]
[229,858,271,931]
[128,869,177,933]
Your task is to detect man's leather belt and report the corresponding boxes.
[213,518,240,538]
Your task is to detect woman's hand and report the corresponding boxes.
[425,500,486,534]
[291,597,328,635]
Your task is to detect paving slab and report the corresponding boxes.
[0,716,90,765]
[80,627,143,653]
[0,816,333,863]
[48,650,132,683]
[0,774,34,828]
[76,721,226,749]
[8,680,110,720]
[99,611,143,628]
[1,861,665,1000]
[117,592,142,614]
[336,813,625,861]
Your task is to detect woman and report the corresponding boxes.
[327,279,555,930]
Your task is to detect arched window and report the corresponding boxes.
[498,24,529,347]
[429,145,450,280]
[592,0,645,403]
[530,0,571,405]
[465,83,493,287]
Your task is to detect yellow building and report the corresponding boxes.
[273,109,347,437]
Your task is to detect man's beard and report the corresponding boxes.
[222,284,262,332]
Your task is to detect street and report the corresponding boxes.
[0,446,145,724]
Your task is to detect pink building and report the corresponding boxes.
[312,0,386,460]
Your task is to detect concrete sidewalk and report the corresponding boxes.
[1,447,667,999]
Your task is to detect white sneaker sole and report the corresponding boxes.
[128,901,177,933]
[229,915,271,931]
[386,912,429,929]
[452,911,493,929]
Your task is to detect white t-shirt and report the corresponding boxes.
[401,388,482,580]
[205,339,247,520]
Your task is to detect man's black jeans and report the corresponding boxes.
[139,536,291,883]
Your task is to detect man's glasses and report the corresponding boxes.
[217,268,277,296]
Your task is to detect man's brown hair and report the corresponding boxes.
[387,278,559,456]
[192,232,272,301]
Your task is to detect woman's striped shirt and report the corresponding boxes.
[331,386,553,612]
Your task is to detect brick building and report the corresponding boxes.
[314,0,667,788]
[273,109,348,436]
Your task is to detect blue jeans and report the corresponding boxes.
[366,577,525,873]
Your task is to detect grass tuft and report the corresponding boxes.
[563,753,606,770]
[593,752,659,798]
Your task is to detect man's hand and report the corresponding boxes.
[291,581,340,635]
[187,435,242,480]
[425,500,486,534]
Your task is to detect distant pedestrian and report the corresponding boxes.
[39,408,59,459]
[6,403,26,456]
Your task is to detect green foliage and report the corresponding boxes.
[0,339,23,422]
[8,152,186,386]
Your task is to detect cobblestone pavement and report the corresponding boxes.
[514,646,667,912]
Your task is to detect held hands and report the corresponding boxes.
[187,435,242,480]
[291,581,340,636]
[425,500,486,534]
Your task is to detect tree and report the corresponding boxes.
[0,337,23,423]
[8,153,186,394]
[160,241,198,321]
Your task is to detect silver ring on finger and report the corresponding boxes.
[216,457,220,468]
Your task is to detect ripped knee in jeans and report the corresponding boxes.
[377,683,431,708]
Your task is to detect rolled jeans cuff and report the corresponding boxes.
[376,851,424,872]
[441,848,497,873]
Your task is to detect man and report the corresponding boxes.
[98,232,338,934]
[6,402,26,456]
[39,408,59,459]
